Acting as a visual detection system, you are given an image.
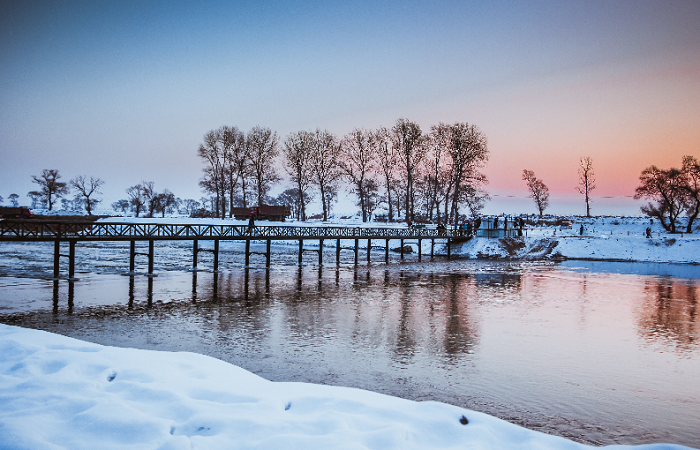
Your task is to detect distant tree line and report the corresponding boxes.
[197,119,491,223]
[16,169,202,218]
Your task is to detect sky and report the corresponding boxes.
[1,0,699,217]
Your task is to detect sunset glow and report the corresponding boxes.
[1,0,699,216]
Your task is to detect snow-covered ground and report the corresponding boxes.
[448,217,700,264]
[0,324,695,450]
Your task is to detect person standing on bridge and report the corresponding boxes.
[247,213,256,235]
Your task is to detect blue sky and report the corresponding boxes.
[1,0,699,216]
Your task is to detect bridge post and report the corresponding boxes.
[129,240,136,273]
[336,239,341,264]
[266,240,271,268]
[68,240,76,279]
[192,240,198,269]
[431,239,434,258]
[354,239,358,265]
[245,239,251,267]
[53,240,60,278]
[214,240,220,272]
[318,239,323,265]
[447,239,451,259]
[400,239,404,260]
[418,239,422,261]
[148,240,154,275]
[298,240,303,264]
[367,239,371,262]
[385,239,389,263]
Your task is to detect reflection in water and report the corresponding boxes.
[2,261,699,447]
[638,279,699,351]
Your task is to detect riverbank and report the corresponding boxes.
[1,324,696,450]
[448,217,700,264]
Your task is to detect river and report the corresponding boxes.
[0,240,698,447]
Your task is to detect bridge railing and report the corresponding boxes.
[0,221,460,241]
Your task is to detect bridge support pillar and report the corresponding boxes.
[53,240,60,278]
[336,239,341,264]
[354,239,359,265]
[418,239,422,261]
[214,240,220,272]
[318,239,323,265]
[245,240,251,267]
[265,240,271,268]
[192,240,198,269]
[385,239,389,263]
[148,240,154,275]
[367,239,371,262]
[447,239,451,259]
[400,239,404,260]
[431,239,435,258]
[129,241,136,273]
[68,240,76,279]
[298,240,303,264]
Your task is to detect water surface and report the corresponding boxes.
[0,241,698,447]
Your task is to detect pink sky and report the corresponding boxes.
[1,1,699,216]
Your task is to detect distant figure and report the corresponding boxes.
[518,218,524,237]
[493,217,499,229]
[247,213,256,235]
[504,217,508,231]
[580,224,584,236]
[645,227,651,238]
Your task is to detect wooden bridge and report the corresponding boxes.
[0,220,464,279]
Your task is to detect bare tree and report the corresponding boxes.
[152,189,177,217]
[247,126,280,206]
[392,118,425,221]
[9,193,19,207]
[283,130,315,220]
[126,183,149,217]
[446,123,489,222]
[523,170,550,217]
[276,188,311,221]
[222,126,251,213]
[310,129,340,221]
[197,128,228,218]
[112,199,130,214]
[577,156,596,217]
[181,199,201,216]
[70,176,104,215]
[635,158,700,233]
[340,129,375,222]
[424,124,452,223]
[371,127,398,221]
[30,169,69,211]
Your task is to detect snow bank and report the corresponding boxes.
[0,325,695,450]
[448,217,700,264]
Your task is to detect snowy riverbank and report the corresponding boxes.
[0,324,696,450]
[448,217,700,264]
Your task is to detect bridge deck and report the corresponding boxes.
[0,221,459,242]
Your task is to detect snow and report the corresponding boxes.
[0,324,696,450]
[439,217,700,265]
